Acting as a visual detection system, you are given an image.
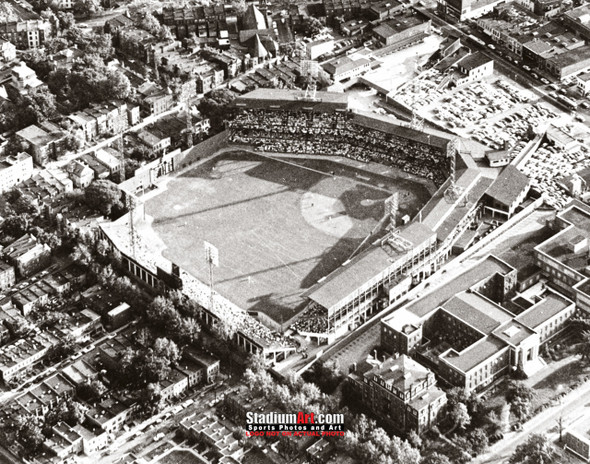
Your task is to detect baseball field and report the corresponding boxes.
[144,150,433,322]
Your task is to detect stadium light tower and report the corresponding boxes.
[126,194,137,258]
[386,192,399,231]
[204,241,219,312]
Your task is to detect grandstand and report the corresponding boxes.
[228,89,453,188]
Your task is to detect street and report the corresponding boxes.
[474,376,590,464]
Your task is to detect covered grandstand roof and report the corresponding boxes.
[233,89,349,113]
[351,111,452,149]
[306,222,435,311]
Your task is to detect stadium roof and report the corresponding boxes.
[351,111,451,149]
[307,222,435,311]
[233,89,349,113]
[485,165,530,207]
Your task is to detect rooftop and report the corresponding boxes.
[492,319,536,346]
[441,335,507,373]
[516,290,574,329]
[443,291,513,335]
[307,222,436,311]
[400,255,514,318]
[537,204,590,275]
[234,88,349,113]
[458,51,492,71]
[486,165,530,207]
[364,355,432,392]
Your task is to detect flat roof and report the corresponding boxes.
[351,111,451,149]
[441,336,507,372]
[516,291,573,329]
[492,320,535,346]
[401,255,514,318]
[308,222,436,310]
[443,291,512,335]
[459,52,492,71]
[234,88,349,113]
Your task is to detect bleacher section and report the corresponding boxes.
[228,90,452,187]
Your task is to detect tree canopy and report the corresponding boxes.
[84,180,124,217]
[509,434,557,464]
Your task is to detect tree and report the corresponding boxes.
[197,89,237,133]
[421,453,452,464]
[352,414,376,441]
[84,180,123,216]
[76,379,107,401]
[299,16,323,37]
[44,37,69,54]
[232,0,247,14]
[73,0,103,17]
[146,296,182,336]
[305,359,343,393]
[18,422,44,456]
[70,242,93,266]
[577,330,590,362]
[300,382,321,403]
[407,430,422,450]
[506,381,535,404]
[243,368,273,396]
[158,25,174,41]
[138,382,164,416]
[506,381,534,421]
[153,337,181,364]
[57,11,76,30]
[449,402,470,430]
[1,216,29,239]
[83,32,114,59]
[509,434,557,464]
[177,317,201,344]
[467,428,489,455]
[103,69,131,100]
[389,436,421,464]
[137,11,161,35]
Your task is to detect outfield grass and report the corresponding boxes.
[144,151,432,323]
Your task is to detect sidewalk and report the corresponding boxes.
[473,377,590,463]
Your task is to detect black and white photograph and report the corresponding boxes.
[0,0,589,462]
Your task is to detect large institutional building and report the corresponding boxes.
[381,215,584,392]
[348,354,447,434]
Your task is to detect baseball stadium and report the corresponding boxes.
[101,89,488,360]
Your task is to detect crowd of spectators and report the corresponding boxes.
[180,270,296,350]
[291,302,329,334]
[228,109,450,186]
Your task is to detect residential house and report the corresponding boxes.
[348,355,447,434]
[67,160,94,188]
[0,152,33,193]
[3,234,51,277]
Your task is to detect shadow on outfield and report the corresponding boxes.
[244,156,323,191]
[151,188,289,226]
